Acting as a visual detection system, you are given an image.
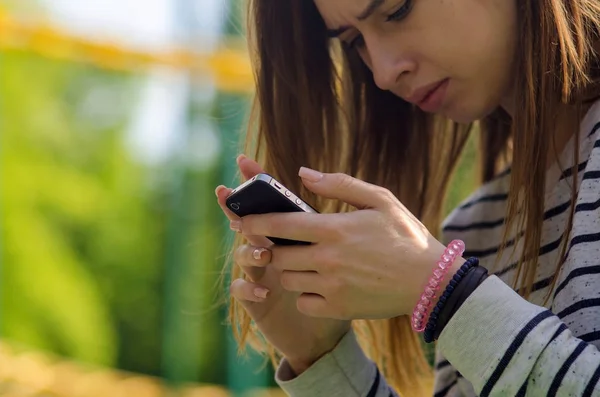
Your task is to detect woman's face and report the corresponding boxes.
[314,0,518,123]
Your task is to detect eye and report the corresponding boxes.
[386,0,413,22]
[344,0,413,51]
[348,34,365,49]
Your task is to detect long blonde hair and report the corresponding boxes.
[228,1,600,395]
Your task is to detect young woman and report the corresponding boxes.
[216,0,600,395]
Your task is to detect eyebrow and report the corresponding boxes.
[357,0,385,20]
[326,0,386,38]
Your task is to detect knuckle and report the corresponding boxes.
[262,213,283,236]
[333,173,353,190]
[313,247,341,272]
[296,297,309,315]
[324,220,343,238]
[229,278,245,296]
[377,187,396,205]
[233,245,250,265]
[296,295,317,316]
[279,271,294,290]
[319,217,348,241]
[330,276,345,295]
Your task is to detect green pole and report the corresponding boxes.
[217,1,271,395]
[160,159,202,384]
[160,0,204,387]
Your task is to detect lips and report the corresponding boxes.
[406,79,446,104]
[405,78,450,113]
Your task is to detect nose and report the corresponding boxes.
[366,42,416,92]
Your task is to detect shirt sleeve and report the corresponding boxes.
[275,330,400,397]
[433,349,477,397]
[437,276,600,396]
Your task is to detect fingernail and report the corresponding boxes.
[215,185,225,197]
[254,288,270,299]
[299,167,323,182]
[253,248,268,260]
[230,220,242,232]
[236,154,247,165]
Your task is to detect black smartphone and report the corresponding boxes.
[226,173,318,245]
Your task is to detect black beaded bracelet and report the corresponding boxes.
[423,258,481,343]
[433,264,489,341]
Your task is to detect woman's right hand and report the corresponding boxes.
[216,155,351,374]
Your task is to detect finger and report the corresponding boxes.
[230,278,271,304]
[237,154,265,180]
[233,245,271,282]
[270,245,319,272]
[234,244,272,268]
[239,212,343,243]
[296,294,339,319]
[216,185,272,248]
[215,185,238,219]
[298,168,393,210]
[280,270,325,295]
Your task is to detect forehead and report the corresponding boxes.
[313,0,374,29]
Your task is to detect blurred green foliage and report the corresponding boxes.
[445,135,478,216]
[0,51,232,382]
[0,52,163,371]
[0,48,256,387]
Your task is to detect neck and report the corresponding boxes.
[547,103,592,168]
[500,94,590,169]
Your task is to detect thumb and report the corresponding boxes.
[298,167,393,210]
[237,154,265,180]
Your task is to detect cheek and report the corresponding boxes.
[462,27,517,110]
[421,0,517,78]
[434,9,517,117]
[462,7,517,84]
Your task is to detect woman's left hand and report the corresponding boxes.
[231,167,465,320]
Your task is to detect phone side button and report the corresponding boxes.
[295,198,302,205]
[285,190,291,197]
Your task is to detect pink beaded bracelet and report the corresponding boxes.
[411,239,465,333]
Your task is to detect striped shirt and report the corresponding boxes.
[275,99,600,396]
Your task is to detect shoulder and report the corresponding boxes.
[563,100,600,255]
[580,100,600,167]
[440,169,510,248]
[550,100,600,346]
[568,100,600,208]
[583,99,600,137]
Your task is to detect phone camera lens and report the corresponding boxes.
[230,203,240,211]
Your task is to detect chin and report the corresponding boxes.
[445,113,478,124]
[442,102,499,124]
